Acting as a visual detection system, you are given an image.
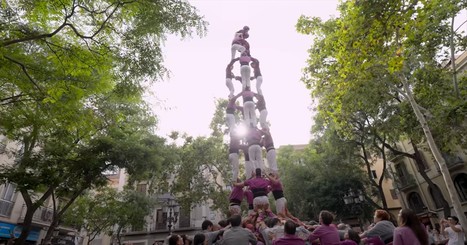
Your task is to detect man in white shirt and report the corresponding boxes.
[441,216,465,245]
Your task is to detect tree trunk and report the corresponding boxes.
[400,75,467,230]
[412,142,451,217]
[14,206,36,245]
[41,189,87,245]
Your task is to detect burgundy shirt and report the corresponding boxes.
[251,58,262,77]
[229,185,244,202]
[262,131,274,149]
[255,94,266,111]
[244,189,253,205]
[247,128,262,146]
[242,90,255,102]
[273,234,305,245]
[308,225,340,245]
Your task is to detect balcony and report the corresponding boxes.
[18,205,54,226]
[443,153,465,171]
[0,199,14,217]
[395,174,416,191]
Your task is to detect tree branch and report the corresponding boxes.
[4,56,43,93]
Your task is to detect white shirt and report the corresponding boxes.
[445,224,465,245]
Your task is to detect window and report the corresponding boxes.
[407,192,425,214]
[454,173,467,202]
[156,209,167,230]
[0,183,16,217]
[178,207,191,228]
[390,189,398,200]
[136,183,147,193]
[428,185,444,209]
[371,170,378,179]
[1,183,17,201]
[417,152,430,171]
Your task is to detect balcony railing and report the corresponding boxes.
[0,199,14,217]
[18,205,54,225]
[443,154,465,170]
[395,174,416,190]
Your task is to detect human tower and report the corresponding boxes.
[223,26,301,226]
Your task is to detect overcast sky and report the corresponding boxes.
[147,0,340,147]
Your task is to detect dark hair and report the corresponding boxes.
[347,230,361,244]
[264,217,281,228]
[168,235,181,245]
[320,210,334,225]
[218,219,229,228]
[201,220,213,230]
[229,214,242,227]
[284,220,297,235]
[448,216,460,224]
[374,209,390,221]
[181,235,191,245]
[255,168,262,177]
[399,209,428,245]
[193,233,206,245]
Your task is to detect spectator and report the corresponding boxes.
[272,220,305,245]
[441,215,465,245]
[202,220,221,245]
[393,209,428,245]
[221,214,257,245]
[360,209,395,243]
[307,210,340,245]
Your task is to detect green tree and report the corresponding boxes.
[297,0,467,228]
[63,187,154,245]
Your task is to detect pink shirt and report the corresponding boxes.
[244,189,253,205]
[239,55,252,65]
[308,225,340,245]
[229,185,244,202]
[245,177,270,190]
[273,234,305,245]
[247,128,262,145]
[393,226,424,245]
[270,180,283,191]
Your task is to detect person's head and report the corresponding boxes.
[255,168,262,177]
[251,61,257,68]
[374,209,390,223]
[229,214,242,227]
[193,233,207,245]
[337,223,347,230]
[319,210,334,225]
[345,230,361,244]
[448,216,460,225]
[398,209,428,245]
[181,235,191,245]
[264,217,281,228]
[284,220,297,235]
[201,220,214,231]
[168,235,183,245]
[243,26,250,31]
[218,219,229,228]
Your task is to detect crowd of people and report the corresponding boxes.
[159,209,465,245]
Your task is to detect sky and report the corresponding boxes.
[147,0,340,147]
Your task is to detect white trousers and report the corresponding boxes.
[259,109,268,129]
[245,160,254,179]
[253,196,269,207]
[226,113,236,131]
[266,149,277,173]
[248,144,263,170]
[229,152,239,182]
[241,65,251,90]
[256,76,263,95]
[229,205,241,215]
[275,197,287,214]
[226,78,234,98]
[243,101,256,127]
[231,44,246,60]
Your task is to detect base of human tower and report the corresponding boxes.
[238,207,313,244]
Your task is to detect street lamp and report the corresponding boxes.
[342,188,365,230]
[160,194,180,235]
